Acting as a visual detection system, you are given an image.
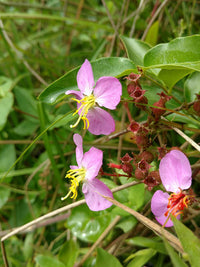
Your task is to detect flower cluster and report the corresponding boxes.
[62,59,123,211]
[62,59,195,226]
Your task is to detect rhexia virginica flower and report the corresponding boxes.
[151,150,193,227]
[61,134,113,211]
[65,59,122,135]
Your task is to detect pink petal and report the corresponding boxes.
[159,150,192,193]
[82,147,103,180]
[65,90,83,100]
[151,190,169,217]
[151,190,180,227]
[94,77,122,109]
[73,134,83,167]
[82,178,113,211]
[77,59,95,96]
[87,107,115,135]
[155,213,174,227]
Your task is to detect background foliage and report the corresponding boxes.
[0,0,200,267]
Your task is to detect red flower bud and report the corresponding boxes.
[121,163,133,175]
[151,92,172,120]
[135,168,145,180]
[121,153,133,164]
[139,151,154,163]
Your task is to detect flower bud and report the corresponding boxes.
[121,163,133,175]
[151,92,172,120]
[135,167,145,180]
[139,151,154,163]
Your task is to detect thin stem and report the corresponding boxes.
[104,197,183,254]
[1,181,140,242]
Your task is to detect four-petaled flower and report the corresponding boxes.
[65,59,122,135]
[61,134,113,211]
[151,150,193,227]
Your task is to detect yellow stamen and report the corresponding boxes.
[70,94,96,129]
[61,167,86,201]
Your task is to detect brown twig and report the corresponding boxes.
[104,197,183,254]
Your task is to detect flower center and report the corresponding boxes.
[61,167,86,201]
[164,190,190,218]
[70,94,96,129]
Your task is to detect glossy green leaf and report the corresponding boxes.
[163,237,188,267]
[144,35,200,90]
[126,248,156,267]
[127,237,167,254]
[95,248,122,267]
[58,240,79,267]
[66,204,113,243]
[145,21,159,46]
[120,36,151,66]
[184,72,200,102]
[171,216,200,267]
[35,255,65,267]
[39,57,136,104]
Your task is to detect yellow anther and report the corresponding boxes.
[70,94,96,129]
[61,167,86,201]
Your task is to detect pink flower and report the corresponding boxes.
[61,134,113,211]
[151,150,192,227]
[65,59,122,135]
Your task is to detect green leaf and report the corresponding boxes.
[39,57,136,104]
[0,76,13,97]
[116,216,137,232]
[143,35,200,90]
[163,237,188,267]
[0,144,16,183]
[66,204,113,243]
[127,237,167,254]
[13,120,39,136]
[128,183,145,210]
[58,240,79,267]
[0,91,14,130]
[95,248,122,267]
[171,216,200,267]
[120,36,151,66]
[35,255,65,267]
[126,248,156,267]
[14,86,38,121]
[0,187,10,209]
[145,21,159,46]
[23,233,34,261]
[184,72,200,102]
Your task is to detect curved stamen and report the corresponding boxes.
[70,95,96,129]
[61,167,86,201]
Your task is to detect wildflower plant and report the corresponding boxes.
[2,6,200,266]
